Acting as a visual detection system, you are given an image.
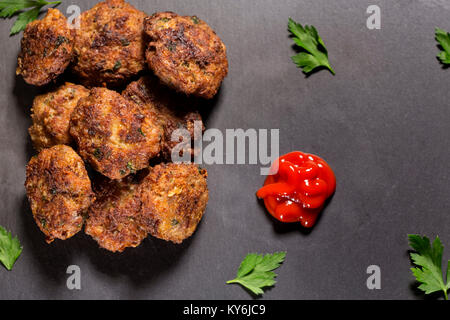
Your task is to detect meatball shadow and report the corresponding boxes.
[12,73,65,114]
[13,60,78,116]
[82,232,192,286]
[21,193,190,287]
[13,73,71,160]
[13,76,39,159]
[196,84,225,127]
[20,195,74,284]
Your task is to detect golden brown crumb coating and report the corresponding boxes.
[140,163,208,244]
[85,174,151,252]
[122,76,204,160]
[29,82,90,151]
[144,12,228,99]
[72,0,147,87]
[69,87,162,179]
[25,145,95,243]
[86,163,208,251]
[16,8,74,86]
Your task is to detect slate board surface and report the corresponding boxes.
[0,0,449,300]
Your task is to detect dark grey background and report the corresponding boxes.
[0,0,449,300]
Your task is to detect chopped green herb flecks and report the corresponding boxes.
[93,148,102,159]
[113,60,121,71]
[167,42,176,52]
[55,35,67,48]
[191,16,200,24]
[126,161,135,173]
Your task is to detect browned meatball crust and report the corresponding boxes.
[86,163,208,251]
[72,0,147,87]
[70,87,162,179]
[140,163,208,244]
[16,9,74,86]
[29,82,90,151]
[144,12,228,99]
[25,145,95,243]
[122,76,204,160]
[85,175,151,252]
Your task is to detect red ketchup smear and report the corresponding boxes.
[256,151,336,228]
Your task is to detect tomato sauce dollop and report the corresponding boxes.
[256,151,336,228]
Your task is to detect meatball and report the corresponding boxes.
[16,8,74,86]
[25,145,95,243]
[70,87,162,179]
[85,174,151,252]
[144,12,228,99]
[29,83,90,151]
[122,76,204,160]
[140,163,208,244]
[86,163,208,251]
[71,0,147,87]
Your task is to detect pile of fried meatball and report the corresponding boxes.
[21,0,228,252]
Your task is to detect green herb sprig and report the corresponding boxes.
[436,27,450,65]
[226,252,286,296]
[408,234,449,300]
[0,225,22,270]
[0,0,61,35]
[288,18,334,75]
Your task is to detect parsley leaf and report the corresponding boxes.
[9,5,39,34]
[0,225,22,270]
[435,27,450,65]
[408,234,449,300]
[288,18,335,75]
[0,0,61,35]
[226,252,286,295]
